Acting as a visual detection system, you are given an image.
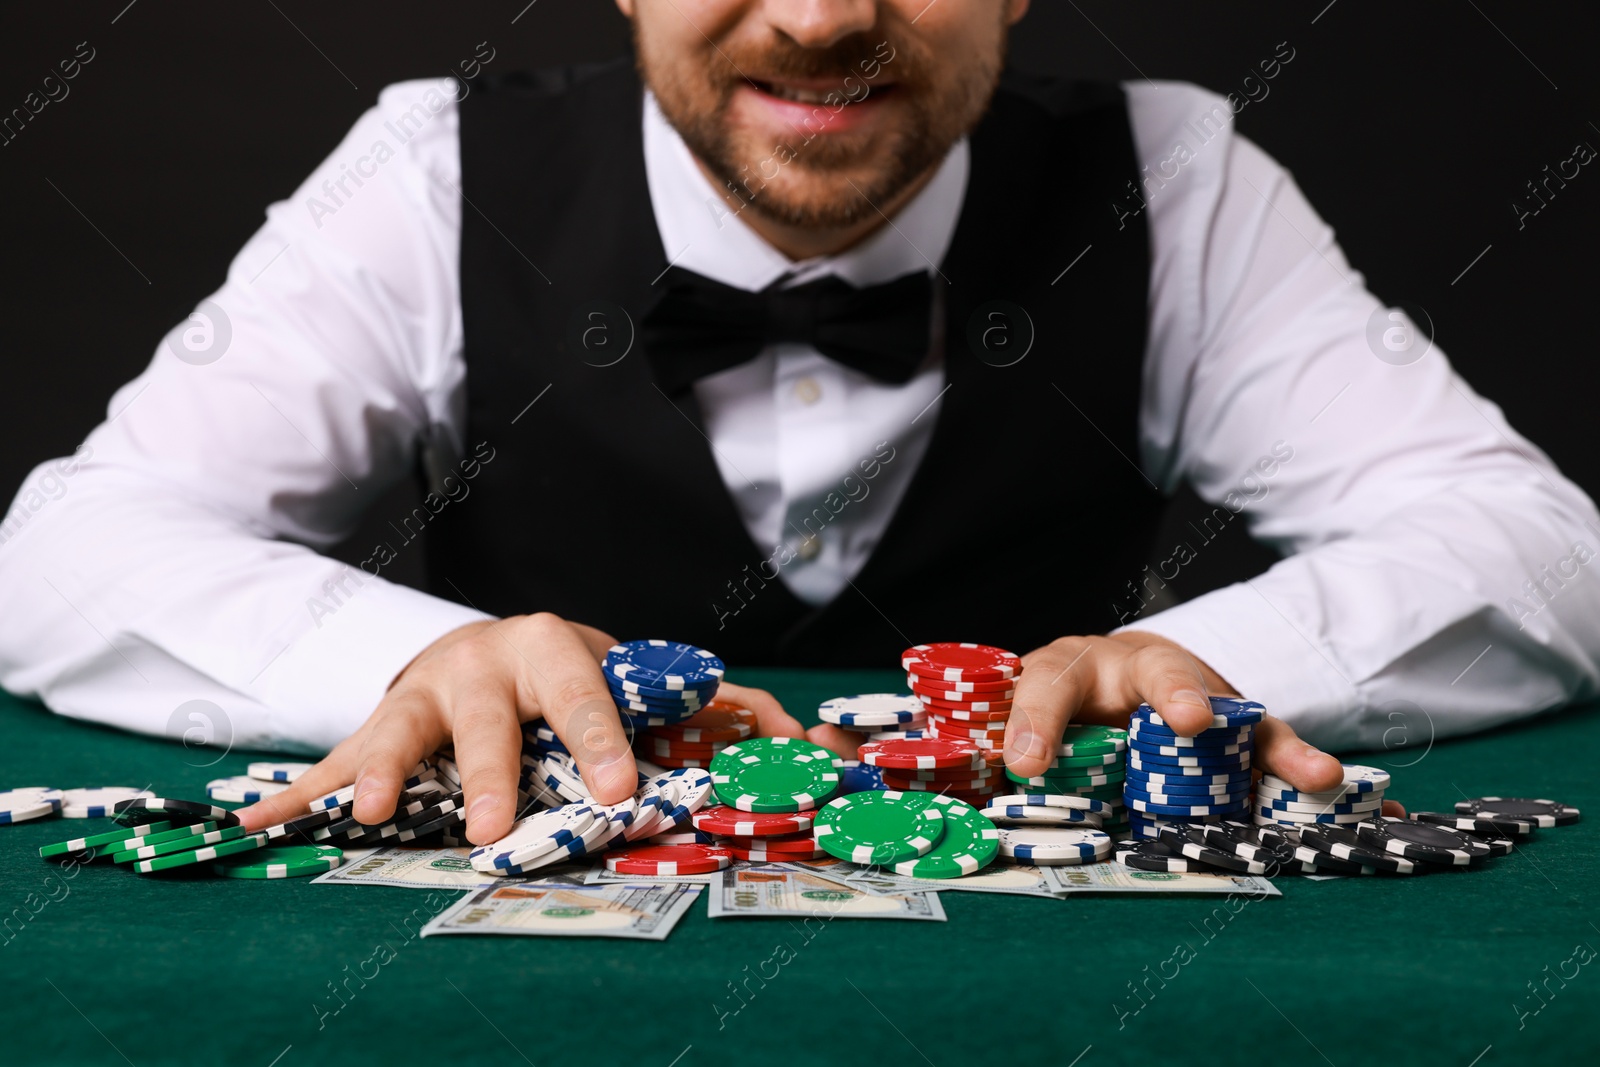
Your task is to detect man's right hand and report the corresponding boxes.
[236,613,805,845]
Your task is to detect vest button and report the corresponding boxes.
[796,534,822,561]
[793,376,822,405]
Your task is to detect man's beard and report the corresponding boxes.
[637,26,1005,231]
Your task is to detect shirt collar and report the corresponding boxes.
[642,88,968,292]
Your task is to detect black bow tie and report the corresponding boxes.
[640,266,934,396]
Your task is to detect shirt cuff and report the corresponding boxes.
[250,578,493,752]
[1114,579,1360,742]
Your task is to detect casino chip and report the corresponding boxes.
[839,760,886,794]
[902,642,1021,682]
[979,804,1102,827]
[133,831,270,873]
[1115,839,1200,872]
[1454,797,1580,828]
[813,791,947,865]
[59,787,151,819]
[710,737,840,812]
[1199,822,1297,866]
[892,796,1000,879]
[0,786,63,824]
[212,844,343,879]
[1298,824,1421,874]
[109,823,247,863]
[997,826,1111,866]
[648,702,756,744]
[206,777,290,804]
[39,821,176,859]
[1356,816,1493,866]
[1154,826,1271,875]
[247,761,314,783]
[691,806,813,838]
[858,737,983,771]
[1260,765,1390,796]
[818,693,924,727]
[1411,811,1538,837]
[113,797,239,828]
[605,842,733,876]
[606,639,725,690]
[1132,697,1265,730]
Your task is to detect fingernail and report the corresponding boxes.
[467,793,503,827]
[590,758,635,799]
[1170,689,1210,709]
[353,776,383,804]
[1008,727,1044,762]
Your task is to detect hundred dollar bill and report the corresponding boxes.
[709,864,946,921]
[421,882,702,940]
[310,846,596,890]
[1044,860,1281,896]
[584,858,760,886]
[839,862,1062,898]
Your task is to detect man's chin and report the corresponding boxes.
[726,171,893,231]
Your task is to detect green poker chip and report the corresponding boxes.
[710,737,842,813]
[211,844,343,879]
[108,823,247,863]
[813,790,947,865]
[891,795,1000,879]
[134,832,269,873]
[1055,725,1128,757]
[39,821,176,859]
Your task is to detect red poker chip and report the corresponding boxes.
[909,681,1017,704]
[649,702,758,744]
[882,764,1000,782]
[726,844,828,862]
[917,703,1012,723]
[918,694,1014,714]
[927,721,1010,741]
[636,737,726,758]
[645,755,714,769]
[905,672,1018,695]
[858,737,983,770]
[882,775,1001,793]
[901,643,1022,682]
[605,843,734,875]
[691,805,814,837]
[719,831,820,853]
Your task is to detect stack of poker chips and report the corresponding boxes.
[818,693,928,744]
[810,788,1003,880]
[1007,725,1129,837]
[904,642,1019,757]
[1251,764,1389,831]
[631,700,758,770]
[690,804,828,861]
[1123,698,1263,841]
[604,639,725,738]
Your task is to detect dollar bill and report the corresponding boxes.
[310,846,596,890]
[422,882,702,940]
[584,858,762,886]
[1044,860,1281,896]
[840,863,1062,898]
[708,864,946,921]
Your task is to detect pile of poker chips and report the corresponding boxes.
[1123,697,1262,841]
[904,643,1017,757]
[818,693,928,744]
[605,639,725,738]
[1008,724,1130,837]
[631,700,758,770]
[1252,765,1389,830]
[709,735,842,812]
[810,788,1002,879]
[690,805,827,862]
[2,785,154,824]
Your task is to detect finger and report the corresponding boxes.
[807,722,862,759]
[447,678,524,845]
[521,616,637,804]
[1117,642,1215,735]
[1251,714,1344,793]
[1381,798,1406,818]
[236,734,365,832]
[1005,640,1094,778]
[348,690,440,825]
[718,682,804,739]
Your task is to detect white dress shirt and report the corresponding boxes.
[2,76,1597,755]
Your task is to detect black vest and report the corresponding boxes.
[426,57,1164,666]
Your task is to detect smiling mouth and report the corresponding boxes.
[748,78,897,105]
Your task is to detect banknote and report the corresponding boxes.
[708,864,946,920]
[840,863,1062,898]
[310,846,595,889]
[1044,860,1281,896]
[421,882,703,940]
[584,858,761,885]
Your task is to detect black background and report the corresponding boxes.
[2,1,1595,608]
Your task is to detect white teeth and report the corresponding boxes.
[766,83,830,104]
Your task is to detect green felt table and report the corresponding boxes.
[3,669,1599,1067]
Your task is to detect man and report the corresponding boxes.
[2,1,1597,847]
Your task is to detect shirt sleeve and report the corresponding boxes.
[0,78,490,754]
[1116,80,1600,751]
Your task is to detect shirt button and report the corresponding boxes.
[796,534,822,561]
[793,377,822,405]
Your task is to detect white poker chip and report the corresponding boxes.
[997,826,1113,865]
[818,693,925,727]
[59,787,151,819]
[623,779,670,841]
[469,804,602,872]
[0,786,63,824]
[979,804,1103,828]
[247,761,314,783]
[207,777,291,804]
[1258,764,1391,796]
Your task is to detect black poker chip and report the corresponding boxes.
[1454,797,1580,828]
[113,797,239,828]
[1356,816,1493,866]
[1299,824,1422,875]
[1202,820,1297,867]
[1412,811,1536,838]
[1155,826,1269,875]
[1290,844,1373,875]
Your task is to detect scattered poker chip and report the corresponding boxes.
[857,737,982,771]
[1356,816,1493,866]
[109,823,247,862]
[999,826,1111,865]
[719,831,822,854]
[247,761,314,783]
[813,791,947,865]
[59,787,151,819]
[902,642,1022,682]
[39,821,176,859]
[1199,821,1297,866]
[605,842,734,875]
[1253,810,1372,826]
[113,796,239,828]
[839,760,887,794]
[711,738,841,813]
[652,767,716,824]
[691,806,813,838]
[1259,764,1390,796]
[605,639,725,689]
[1055,725,1128,757]
[1115,839,1202,873]
[308,763,434,812]
[980,804,1102,827]
[262,804,351,842]
[133,831,270,873]
[472,804,602,871]
[622,780,670,841]
[1289,843,1374,875]
[649,702,757,744]
[206,776,290,804]
[1411,811,1538,837]
[1454,797,1580,828]
[1154,827,1271,875]
[1299,824,1421,874]
[891,798,1000,879]
[212,844,343,879]
[0,786,63,824]
[818,693,925,727]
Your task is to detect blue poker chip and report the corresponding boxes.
[1258,797,1379,816]
[606,676,716,705]
[604,640,725,689]
[1127,751,1252,772]
[1132,697,1264,730]
[1123,773,1251,795]
[1124,784,1251,807]
[1127,724,1253,747]
[1128,738,1252,758]
[839,760,887,793]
